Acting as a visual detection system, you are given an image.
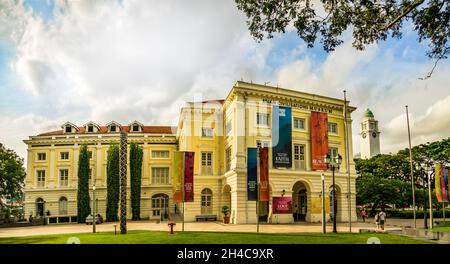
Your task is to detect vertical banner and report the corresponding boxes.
[259,147,269,202]
[172,151,183,203]
[442,166,449,203]
[184,152,195,202]
[311,111,329,170]
[247,148,258,201]
[446,168,450,202]
[435,163,443,202]
[272,197,292,214]
[272,105,292,168]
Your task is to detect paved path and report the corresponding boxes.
[0,218,414,238]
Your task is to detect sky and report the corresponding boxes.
[0,0,449,164]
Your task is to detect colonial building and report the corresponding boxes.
[23,81,357,224]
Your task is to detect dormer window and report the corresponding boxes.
[87,125,94,133]
[65,126,72,133]
[107,121,121,133]
[133,125,139,132]
[110,125,116,132]
[61,122,78,134]
[83,121,100,134]
[128,121,143,133]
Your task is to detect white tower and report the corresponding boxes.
[360,109,381,159]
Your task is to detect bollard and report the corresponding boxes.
[168,222,176,234]
[114,224,117,235]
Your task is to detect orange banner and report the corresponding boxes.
[311,111,328,170]
[259,147,269,202]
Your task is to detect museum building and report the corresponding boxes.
[23,81,357,224]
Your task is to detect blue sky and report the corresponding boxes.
[0,0,449,162]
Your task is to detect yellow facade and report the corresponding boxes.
[24,81,357,224]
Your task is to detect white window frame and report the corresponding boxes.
[293,117,306,130]
[37,152,46,161]
[201,152,213,175]
[37,170,45,187]
[329,147,338,159]
[59,197,68,215]
[60,152,69,160]
[256,113,269,127]
[256,140,270,148]
[152,167,170,184]
[293,144,306,170]
[60,169,69,187]
[152,150,170,159]
[201,128,214,138]
[328,122,338,134]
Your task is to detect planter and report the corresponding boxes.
[223,216,230,224]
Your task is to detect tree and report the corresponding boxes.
[0,143,26,199]
[106,144,120,222]
[130,143,143,221]
[77,144,91,223]
[235,0,449,78]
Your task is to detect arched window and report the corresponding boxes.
[201,188,213,214]
[151,193,169,219]
[35,198,45,217]
[59,197,68,215]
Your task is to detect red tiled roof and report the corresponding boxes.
[38,125,177,136]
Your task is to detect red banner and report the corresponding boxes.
[184,152,195,202]
[311,111,328,170]
[272,196,292,214]
[259,147,269,202]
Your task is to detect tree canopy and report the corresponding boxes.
[235,0,449,77]
[0,143,26,199]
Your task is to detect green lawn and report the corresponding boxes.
[0,230,431,244]
[433,221,450,232]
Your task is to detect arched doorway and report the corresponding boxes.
[36,198,45,217]
[292,181,308,221]
[221,185,231,219]
[59,197,68,215]
[201,188,213,214]
[152,193,169,220]
[329,185,341,222]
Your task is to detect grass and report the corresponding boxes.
[0,230,431,244]
[433,221,450,232]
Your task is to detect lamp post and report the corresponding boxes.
[321,172,326,234]
[324,153,342,233]
[416,164,428,229]
[425,164,433,229]
[93,184,96,233]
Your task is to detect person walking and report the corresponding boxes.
[374,212,380,229]
[379,209,387,230]
[361,209,367,223]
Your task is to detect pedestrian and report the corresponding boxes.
[374,212,380,229]
[379,209,387,230]
[361,209,367,223]
[28,213,33,223]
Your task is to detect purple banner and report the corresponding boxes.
[184,152,195,202]
[272,196,292,214]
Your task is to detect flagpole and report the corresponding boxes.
[405,105,417,228]
[343,90,351,232]
[182,152,185,232]
[256,147,260,233]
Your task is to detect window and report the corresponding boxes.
[201,188,213,214]
[293,118,305,130]
[152,150,169,158]
[294,144,305,170]
[152,194,168,217]
[225,147,231,172]
[37,153,46,161]
[60,152,69,160]
[226,120,232,135]
[59,197,68,215]
[88,168,92,185]
[201,152,213,175]
[152,167,170,184]
[202,128,213,137]
[60,169,69,187]
[65,126,72,133]
[37,170,45,187]
[256,113,269,126]
[88,151,93,159]
[110,125,116,132]
[329,147,338,159]
[256,140,270,148]
[133,125,139,132]
[87,125,94,133]
[328,122,338,134]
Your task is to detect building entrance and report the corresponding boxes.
[152,194,169,220]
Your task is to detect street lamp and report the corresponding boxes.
[324,153,342,233]
[321,172,326,234]
[93,184,96,233]
[425,164,433,229]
